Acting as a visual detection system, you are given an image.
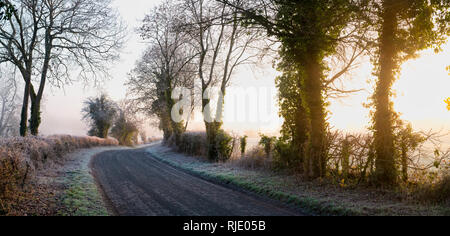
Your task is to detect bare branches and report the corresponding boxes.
[127,0,197,140]
[0,63,20,137]
[0,0,126,135]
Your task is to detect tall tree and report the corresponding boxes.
[0,0,43,136]
[127,0,196,143]
[0,64,20,137]
[368,0,449,185]
[221,0,369,177]
[182,0,262,160]
[0,0,125,136]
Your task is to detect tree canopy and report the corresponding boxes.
[82,94,118,139]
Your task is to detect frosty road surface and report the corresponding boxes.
[91,147,303,216]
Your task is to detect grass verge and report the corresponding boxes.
[147,146,360,216]
[57,149,111,216]
[147,144,449,216]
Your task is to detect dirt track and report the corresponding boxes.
[91,147,304,216]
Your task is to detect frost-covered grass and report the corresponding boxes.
[147,144,450,216]
[56,147,126,216]
[0,135,118,216]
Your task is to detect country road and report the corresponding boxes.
[91,147,304,216]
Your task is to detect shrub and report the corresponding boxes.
[273,139,301,170]
[231,146,272,170]
[175,132,208,157]
[0,135,118,215]
[431,175,450,204]
[172,131,236,162]
[417,174,450,204]
[215,130,234,162]
[0,149,29,215]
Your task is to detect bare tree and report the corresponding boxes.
[0,63,20,137]
[127,0,197,143]
[182,0,264,160]
[0,0,125,136]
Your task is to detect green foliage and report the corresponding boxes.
[81,94,118,139]
[110,111,139,146]
[215,129,234,162]
[273,139,301,170]
[259,134,276,157]
[275,58,308,155]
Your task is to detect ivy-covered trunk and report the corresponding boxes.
[201,84,220,161]
[302,55,327,179]
[161,112,174,143]
[165,84,184,146]
[20,77,31,137]
[373,0,398,185]
[29,97,41,136]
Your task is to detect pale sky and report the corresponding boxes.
[39,0,450,140]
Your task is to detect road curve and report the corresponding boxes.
[91,148,303,216]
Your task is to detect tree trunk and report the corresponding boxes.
[161,113,173,143]
[100,123,109,138]
[29,96,41,136]
[165,83,184,146]
[373,0,398,185]
[19,80,30,137]
[29,28,52,136]
[202,84,219,161]
[303,56,327,179]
